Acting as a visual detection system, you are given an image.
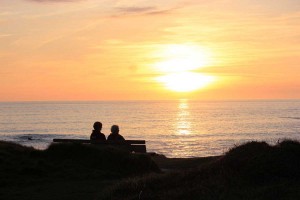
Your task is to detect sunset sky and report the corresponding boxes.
[1,0,300,101]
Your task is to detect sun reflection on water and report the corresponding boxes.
[176,99,191,135]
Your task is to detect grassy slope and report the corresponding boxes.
[0,142,159,200]
[1,140,300,200]
[100,140,300,200]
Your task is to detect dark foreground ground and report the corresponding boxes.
[0,140,300,200]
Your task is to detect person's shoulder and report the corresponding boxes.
[100,132,106,139]
[119,135,125,140]
[107,134,113,140]
[90,131,95,137]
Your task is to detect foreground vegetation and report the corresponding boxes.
[0,142,159,200]
[0,140,300,200]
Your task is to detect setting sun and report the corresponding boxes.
[153,44,215,92]
[157,72,215,92]
[154,44,211,73]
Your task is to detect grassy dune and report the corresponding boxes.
[0,142,159,200]
[0,140,300,200]
[101,140,300,200]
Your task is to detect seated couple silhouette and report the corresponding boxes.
[90,121,125,141]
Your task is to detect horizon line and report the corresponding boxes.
[1,98,300,103]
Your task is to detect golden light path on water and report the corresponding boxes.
[172,99,198,157]
[176,99,191,135]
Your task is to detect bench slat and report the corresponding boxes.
[53,139,90,143]
[52,139,147,153]
[53,139,146,145]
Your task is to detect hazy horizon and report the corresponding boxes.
[1,98,300,103]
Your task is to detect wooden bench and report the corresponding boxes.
[52,139,147,153]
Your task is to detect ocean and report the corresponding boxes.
[0,100,299,158]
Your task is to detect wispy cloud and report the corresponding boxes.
[117,6,156,13]
[113,6,176,17]
[27,0,83,2]
[0,34,12,38]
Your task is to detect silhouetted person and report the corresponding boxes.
[90,121,106,141]
[107,125,125,141]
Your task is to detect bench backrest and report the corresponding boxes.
[52,139,146,153]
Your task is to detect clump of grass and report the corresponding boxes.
[220,140,300,184]
[0,142,159,180]
[43,143,160,178]
[0,141,159,200]
[100,140,300,200]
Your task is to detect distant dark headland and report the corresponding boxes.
[0,140,300,200]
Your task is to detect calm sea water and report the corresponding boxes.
[0,100,299,157]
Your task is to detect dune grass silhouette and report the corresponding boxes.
[1,140,300,200]
[100,140,300,200]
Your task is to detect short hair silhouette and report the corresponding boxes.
[90,121,106,141]
[107,125,125,141]
[93,121,102,130]
[111,125,119,134]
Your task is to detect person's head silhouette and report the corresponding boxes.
[111,125,119,134]
[93,121,102,131]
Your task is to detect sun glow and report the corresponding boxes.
[154,44,215,92]
[154,44,211,73]
[157,72,215,92]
